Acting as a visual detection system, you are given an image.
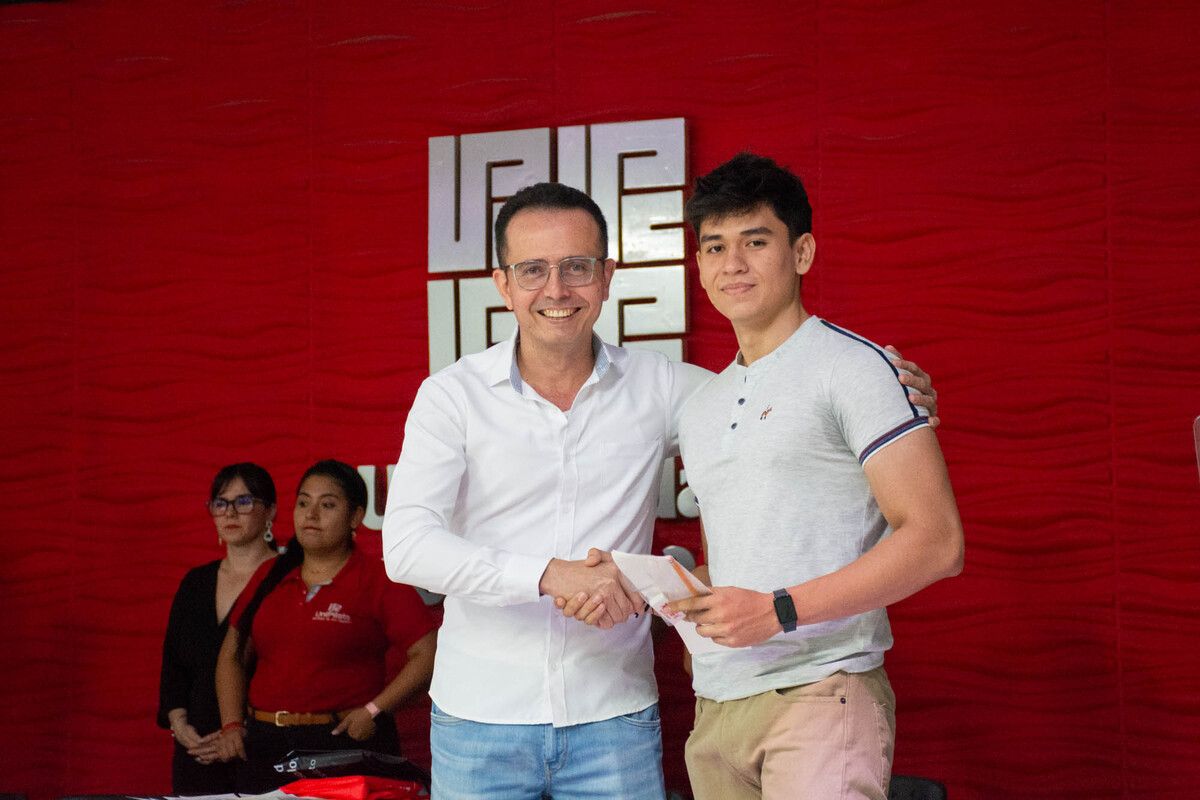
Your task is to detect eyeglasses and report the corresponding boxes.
[207,494,264,516]
[502,257,603,291]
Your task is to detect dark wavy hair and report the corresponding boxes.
[233,459,368,660]
[685,152,813,243]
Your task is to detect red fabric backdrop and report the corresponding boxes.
[2,2,1199,798]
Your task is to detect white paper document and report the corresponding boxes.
[610,551,731,654]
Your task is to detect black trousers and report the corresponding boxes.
[235,714,400,792]
[171,741,238,795]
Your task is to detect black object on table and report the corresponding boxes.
[273,749,430,790]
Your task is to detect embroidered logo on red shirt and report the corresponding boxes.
[760,405,773,420]
[312,602,352,624]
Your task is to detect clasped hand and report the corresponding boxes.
[170,718,223,765]
[212,725,246,762]
[541,549,642,629]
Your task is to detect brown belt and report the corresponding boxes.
[249,707,350,727]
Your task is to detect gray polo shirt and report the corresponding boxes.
[680,316,928,702]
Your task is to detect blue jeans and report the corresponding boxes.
[430,702,665,799]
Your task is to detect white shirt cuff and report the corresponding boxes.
[502,552,553,605]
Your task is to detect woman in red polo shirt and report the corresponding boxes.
[213,459,437,792]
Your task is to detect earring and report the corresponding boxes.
[263,520,274,544]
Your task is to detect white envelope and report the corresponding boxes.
[610,551,731,654]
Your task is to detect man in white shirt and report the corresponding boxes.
[383,182,713,799]
[669,153,965,799]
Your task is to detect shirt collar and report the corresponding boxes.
[735,315,819,373]
[281,546,361,586]
[486,328,619,395]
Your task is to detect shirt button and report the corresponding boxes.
[738,398,745,405]
[731,423,737,430]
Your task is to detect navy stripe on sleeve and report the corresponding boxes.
[858,417,930,464]
[820,320,922,419]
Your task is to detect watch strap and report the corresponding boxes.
[773,588,798,633]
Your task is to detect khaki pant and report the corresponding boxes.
[686,667,896,800]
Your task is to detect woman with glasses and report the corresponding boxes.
[157,462,279,794]
[213,459,437,792]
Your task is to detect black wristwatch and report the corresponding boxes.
[773,588,798,633]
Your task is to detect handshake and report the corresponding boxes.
[538,548,643,629]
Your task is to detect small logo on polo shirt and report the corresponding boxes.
[313,602,352,624]
[760,405,773,420]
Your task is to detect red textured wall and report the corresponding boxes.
[2,2,1199,798]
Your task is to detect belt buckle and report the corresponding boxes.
[274,710,290,727]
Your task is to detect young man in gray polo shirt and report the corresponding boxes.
[669,153,964,800]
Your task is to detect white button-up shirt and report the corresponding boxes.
[383,334,711,726]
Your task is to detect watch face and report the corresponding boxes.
[773,589,798,629]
